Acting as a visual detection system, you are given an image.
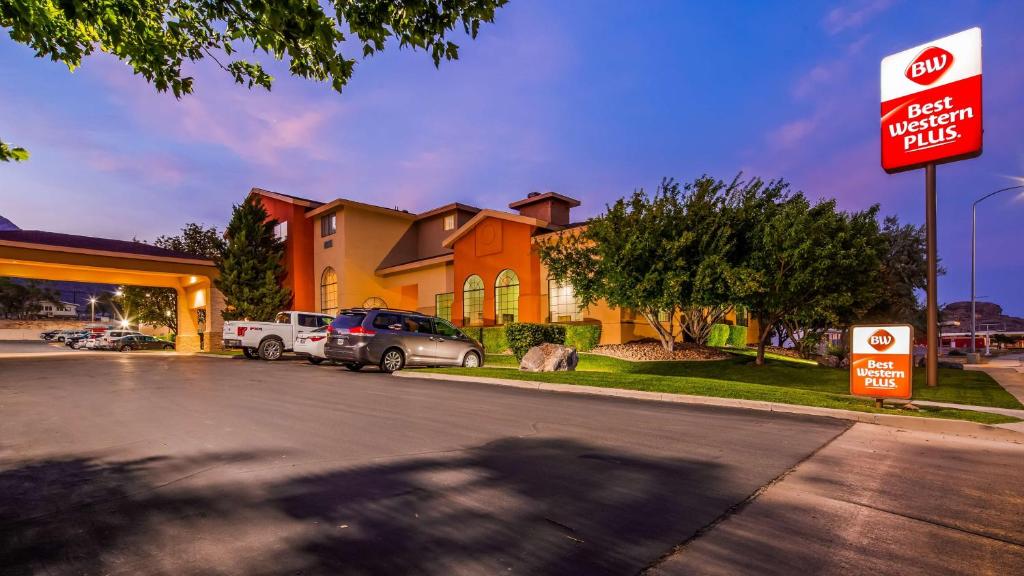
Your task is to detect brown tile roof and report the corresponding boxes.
[0,230,212,261]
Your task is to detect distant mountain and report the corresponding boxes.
[0,214,18,231]
[942,301,1024,332]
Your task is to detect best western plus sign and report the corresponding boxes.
[850,325,914,400]
[881,27,982,173]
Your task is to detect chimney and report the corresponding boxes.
[508,191,581,227]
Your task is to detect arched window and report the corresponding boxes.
[463,275,484,326]
[320,267,338,315]
[495,269,520,325]
[362,296,388,309]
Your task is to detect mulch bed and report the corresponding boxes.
[591,340,731,362]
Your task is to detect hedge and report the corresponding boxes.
[506,322,566,360]
[482,327,509,354]
[564,323,601,352]
[707,323,731,347]
[727,324,748,348]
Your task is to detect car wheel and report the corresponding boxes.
[379,349,405,373]
[163,345,174,350]
[120,345,132,352]
[258,339,284,361]
[308,357,324,365]
[242,347,259,359]
[463,351,481,368]
[343,363,363,372]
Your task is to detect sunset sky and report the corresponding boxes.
[1,0,1022,313]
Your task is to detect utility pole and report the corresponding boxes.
[971,184,1024,354]
[924,164,938,387]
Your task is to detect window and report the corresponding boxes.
[320,212,336,237]
[658,309,671,323]
[362,296,388,309]
[463,275,484,326]
[443,214,456,231]
[495,269,520,325]
[274,221,288,241]
[435,318,462,339]
[403,315,434,334]
[275,312,291,324]
[320,268,338,315]
[734,306,748,327]
[372,313,403,330]
[435,292,454,322]
[297,314,323,328]
[548,279,582,322]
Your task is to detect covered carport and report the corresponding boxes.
[0,230,223,352]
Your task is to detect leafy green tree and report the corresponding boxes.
[729,182,884,365]
[215,199,290,321]
[0,277,60,317]
[0,139,29,162]
[115,286,177,333]
[154,223,225,259]
[0,0,507,160]
[858,216,931,329]
[540,177,747,350]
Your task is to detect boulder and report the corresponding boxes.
[520,344,579,372]
[816,355,842,368]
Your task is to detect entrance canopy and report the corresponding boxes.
[0,230,221,352]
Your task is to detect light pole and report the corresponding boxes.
[88,296,97,322]
[971,184,1024,353]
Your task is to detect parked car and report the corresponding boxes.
[113,334,175,352]
[40,330,61,340]
[53,329,77,343]
[95,329,144,350]
[76,333,103,349]
[323,308,484,373]
[222,311,334,360]
[64,331,91,348]
[293,327,331,364]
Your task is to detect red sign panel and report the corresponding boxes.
[881,28,982,173]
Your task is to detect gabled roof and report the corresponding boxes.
[247,187,323,208]
[306,198,416,220]
[415,202,481,221]
[508,191,581,209]
[440,209,557,249]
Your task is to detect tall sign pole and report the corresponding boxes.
[881,27,983,388]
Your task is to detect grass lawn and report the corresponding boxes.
[421,352,1021,425]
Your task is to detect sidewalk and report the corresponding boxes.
[395,371,1024,443]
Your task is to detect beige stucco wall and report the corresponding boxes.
[379,261,454,316]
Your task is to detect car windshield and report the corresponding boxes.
[332,313,366,329]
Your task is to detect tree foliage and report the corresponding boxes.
[728,181,885,365]
[0,139,29,162]
[116,285,177,333]
[538,177,744,351]
[215,199,290,321]
[859,216,931,330]
[1,0,507,159]
[0,277,59,317]
[154,222,225,259]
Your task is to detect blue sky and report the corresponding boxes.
[1,0,1022,314]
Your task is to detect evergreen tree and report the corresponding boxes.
[215,200,291,321]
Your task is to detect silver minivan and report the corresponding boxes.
[324,308,484,372]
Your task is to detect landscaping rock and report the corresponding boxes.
[519,344,579,372]
[816,355,841,368]
[592,340,730,362]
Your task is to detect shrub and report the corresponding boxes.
[461,327,484,345]
[565,323,602,352]
[727,325,747,348]
[505,322,566,360]
[707,323,731,347]
[482,326,509,354]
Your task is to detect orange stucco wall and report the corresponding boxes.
[452,217,542,326]
[255,196,316,311]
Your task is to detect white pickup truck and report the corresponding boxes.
[222,311,334,360]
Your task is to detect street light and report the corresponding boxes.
[88,296,98,322]
[971,183,1024,353]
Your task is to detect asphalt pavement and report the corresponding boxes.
[0,349,846,575]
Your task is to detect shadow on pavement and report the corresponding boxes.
[1,437,731,575]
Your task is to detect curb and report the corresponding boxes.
[393,371,1024,444]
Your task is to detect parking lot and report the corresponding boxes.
[3,345,1023,575]
[0,346,850,575]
